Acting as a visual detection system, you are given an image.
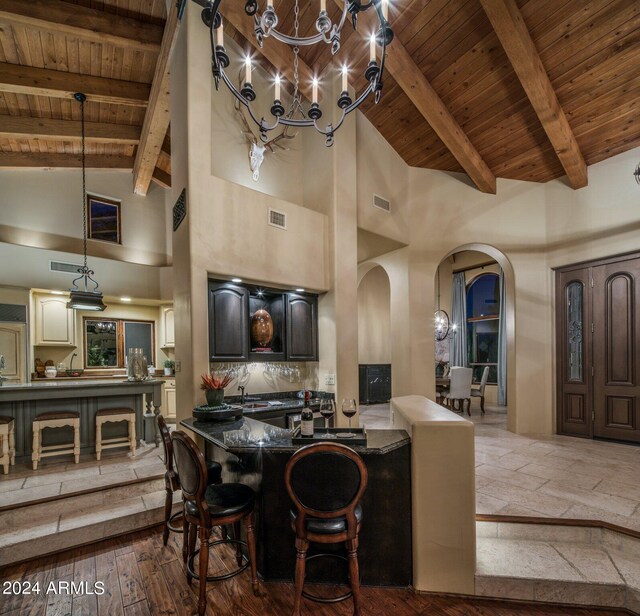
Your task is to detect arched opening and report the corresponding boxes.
[435,245,516,430]
[357,265,392,406]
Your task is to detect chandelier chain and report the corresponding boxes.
[293,0,300,101]
[80,95,87,272]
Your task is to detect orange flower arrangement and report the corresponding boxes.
[200,373,232,391]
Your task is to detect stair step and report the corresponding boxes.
[0,486,179,567]
[475,521,640,614]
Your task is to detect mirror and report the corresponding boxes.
[85,319,118,367]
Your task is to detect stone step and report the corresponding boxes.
[0,486,179,567]
[475,521,640,614]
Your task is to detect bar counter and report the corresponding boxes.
[181,416,412,587]
[0,379,163,458]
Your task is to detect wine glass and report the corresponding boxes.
[340,399,357,438]
[319,399,336,439]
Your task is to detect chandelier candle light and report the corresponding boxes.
[193,0,394,146]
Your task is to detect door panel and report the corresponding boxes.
[593,259,640,443]
[556,269,592,437]
[208,282,249,361]
[0,323,26,383]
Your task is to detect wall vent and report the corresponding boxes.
[373,194,391,212]
[49,260,82,275]
[0,304,26,323]
[268,208,287,230]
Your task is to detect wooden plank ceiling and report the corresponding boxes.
[1,0,639,192]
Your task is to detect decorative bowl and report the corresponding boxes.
[192,404,243,422]
[66,369,84,377]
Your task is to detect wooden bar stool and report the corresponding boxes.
[0,416,16,475]
[95,408,136,461]
[32,411,80,470]
[171,430,260,616]
[285,442,368,616]
[157,415,222,546]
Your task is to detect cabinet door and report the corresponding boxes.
[164,383,177,419]
[161,307,175,348]
[0,323,26,383]
[35,296,75,346]
[208,282,249,361]
[286,294,318,361]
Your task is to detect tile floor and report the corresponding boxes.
[360,402,640,532]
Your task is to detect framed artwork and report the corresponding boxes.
[86,193,121,244]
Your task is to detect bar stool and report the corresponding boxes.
[95,408,136,461]
[285,442,368,616]
[157,415,223,546]
[32,411,80,470]
[0,416,15,475]
[171,430,260,616]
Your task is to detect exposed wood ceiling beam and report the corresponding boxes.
[479,0,588,189]
[0,63,150,107]
[0,116,140,145]
[132,2,180,196]
[151,167,172,189]
[221,3,315,101]
[0,0,163,53]
[0,153,134,170]
[329,0,495,194]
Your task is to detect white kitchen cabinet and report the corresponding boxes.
[163,379,176,419]
[160,306,175,348]
[34,295,75,346]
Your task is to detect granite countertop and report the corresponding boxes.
[0,379,162,390]
[181,416,410,455]
[225,390,332,417]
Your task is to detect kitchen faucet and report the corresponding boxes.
[238,385,246,404]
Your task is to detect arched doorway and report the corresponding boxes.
[435,244,516,431]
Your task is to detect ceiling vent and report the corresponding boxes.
[268,208,287,230]
[49,260,82,275]
[373,194,391,212]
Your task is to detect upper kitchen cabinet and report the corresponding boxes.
[34,294,76,346]
[208,281,249,361]
[159,306,175,348]
[286,294,318,361]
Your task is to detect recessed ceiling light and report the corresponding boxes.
[51,290,65,295]
[120,297,132,302]
[296,288,305,292]
[231,278,242,283]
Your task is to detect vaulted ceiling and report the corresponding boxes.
[1,0,639,194]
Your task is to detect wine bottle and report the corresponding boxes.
[301,389,314,437]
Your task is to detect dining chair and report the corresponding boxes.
[443,367,473,415]
[470,366,490,415]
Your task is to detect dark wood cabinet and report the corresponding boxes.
[286,294,318,361]
[556,252,640,444]
[208,281,249,361]
[208,281,318,363]
[359,364,392,405]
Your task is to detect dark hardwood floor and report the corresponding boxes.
[0,526,629,616]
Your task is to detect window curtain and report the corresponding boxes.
[497,269,507,406]
[450,272,467,367]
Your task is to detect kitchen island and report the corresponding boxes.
[0,379,163,460]
[181,415,412,587]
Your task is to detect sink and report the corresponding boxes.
[243,402,270,409]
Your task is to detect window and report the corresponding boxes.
[466,273,500,384]
[87,193,121,244]
[84,317,154,369]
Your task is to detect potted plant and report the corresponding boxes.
[164,359,175,376]
[200,373,232,407]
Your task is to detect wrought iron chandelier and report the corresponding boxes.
[192,0,393,146]
[67,93,106,312]
[634,161,640,185]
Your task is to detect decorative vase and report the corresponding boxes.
[127,348,148,381]
[251,308,274,348]
[164,367,173,376]
[205,389,225,407]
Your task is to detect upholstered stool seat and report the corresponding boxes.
[32,411,80,470]
[290,503,363,535]
[95,408,136,461]
[0,415,15,475]
[185,482,254,518]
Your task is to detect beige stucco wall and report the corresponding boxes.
[358,265,391,365]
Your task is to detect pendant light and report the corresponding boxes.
[67,92,106,312]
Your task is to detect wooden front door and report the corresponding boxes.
[556,253,640,444]
[592,258,640,443]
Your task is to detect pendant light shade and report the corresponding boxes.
[67,92,106,312]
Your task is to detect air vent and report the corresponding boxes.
[49,260,82,275]
[173,188,187,231]
[268,208,287,230]
[0,304,26,323]
[373,194,391,212]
